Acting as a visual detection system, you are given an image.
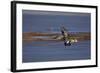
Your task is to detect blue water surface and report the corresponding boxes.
[23,40,91,63]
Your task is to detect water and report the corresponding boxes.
[22,40,91,63]
[22,10,91,63]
